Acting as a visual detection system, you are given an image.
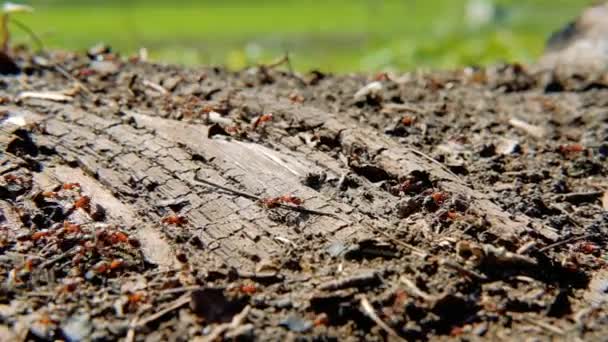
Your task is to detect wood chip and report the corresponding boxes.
[602,190,608,210]
[554,191,604,204]
[381,103,422,114]
[142,80,168,95]
[18,91,73,102]
[353,81,382,101]
[508,117,547,139]
[318,270,379,291]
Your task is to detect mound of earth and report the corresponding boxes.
[0,48,606,341]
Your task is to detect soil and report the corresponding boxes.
[0,48,607,341]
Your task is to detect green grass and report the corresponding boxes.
[8,0,594,72]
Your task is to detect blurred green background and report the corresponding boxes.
[9,0,594,72]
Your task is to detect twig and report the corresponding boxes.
[157,286,202,295]
[39,246,79,269]
[10,18,43,52]
[407,147,465,184]
[193,173,339,218]
[553,191,604,205]
[539,233,595,253]
[360,296,406,342]
[440,259,488,281]
[199,305,251,342]
[381,103,422,114]
[521,316,565,335]
[263,54,289,69]
[51,63,94,96]
[125,316,138,342]
[283,51,295,76]
[135,294,190,328]
[337,172,348,191]
[259,51,306,86]
[194,174,262,201]
[549,204,583,228]
[24,291,54,297]
[399,276,434,301]
[371,226,428,258]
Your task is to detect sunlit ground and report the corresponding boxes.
[11,0,592,72]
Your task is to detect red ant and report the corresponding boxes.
[62,182,81,190]
[252,113,273,130]
[259,195,303,208]
[558,144,584,155]
[431,192,447,205]
[240,283,257,294]
[74,196,91,211]
[162,215,188,226]
[401,115,415,126]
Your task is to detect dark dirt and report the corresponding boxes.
[0,48,607,341]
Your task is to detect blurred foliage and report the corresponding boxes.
[9,0,594,72]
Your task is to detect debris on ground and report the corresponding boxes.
[0,46,605,340]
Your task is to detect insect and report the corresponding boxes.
[93,261,109,274]
[38,314,55,325]
[42,191,57,198]
[63,221,81,234]
[162,215,188,226]
[109,259,123,270]
[401,115,415,126]
[314,313,329,327]
[278,195,303,205]
[109,231,129,244]
[59,281,79,293]
[24,258,35,272]
[373,72,390,81]
[252,113,273,130]
[128,292,146,305]
[579,242,598,254]
[225,125,241,134]
[446,211,460,220]
[97,230,129,245]
[62,182,81,190]
[77,68,96,77]
[558,144,584,154]
[288,93,304,103]
[240,283,257,295]
[431,192,447,205]
[74,196,91,210]
[260,197,281,208]
[259,195,304,208]
[31,230,51,241]
[399,179,412,193]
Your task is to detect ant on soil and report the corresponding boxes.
[259,195,304,208]
[252,113,273,130]
[162,214,188,226]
